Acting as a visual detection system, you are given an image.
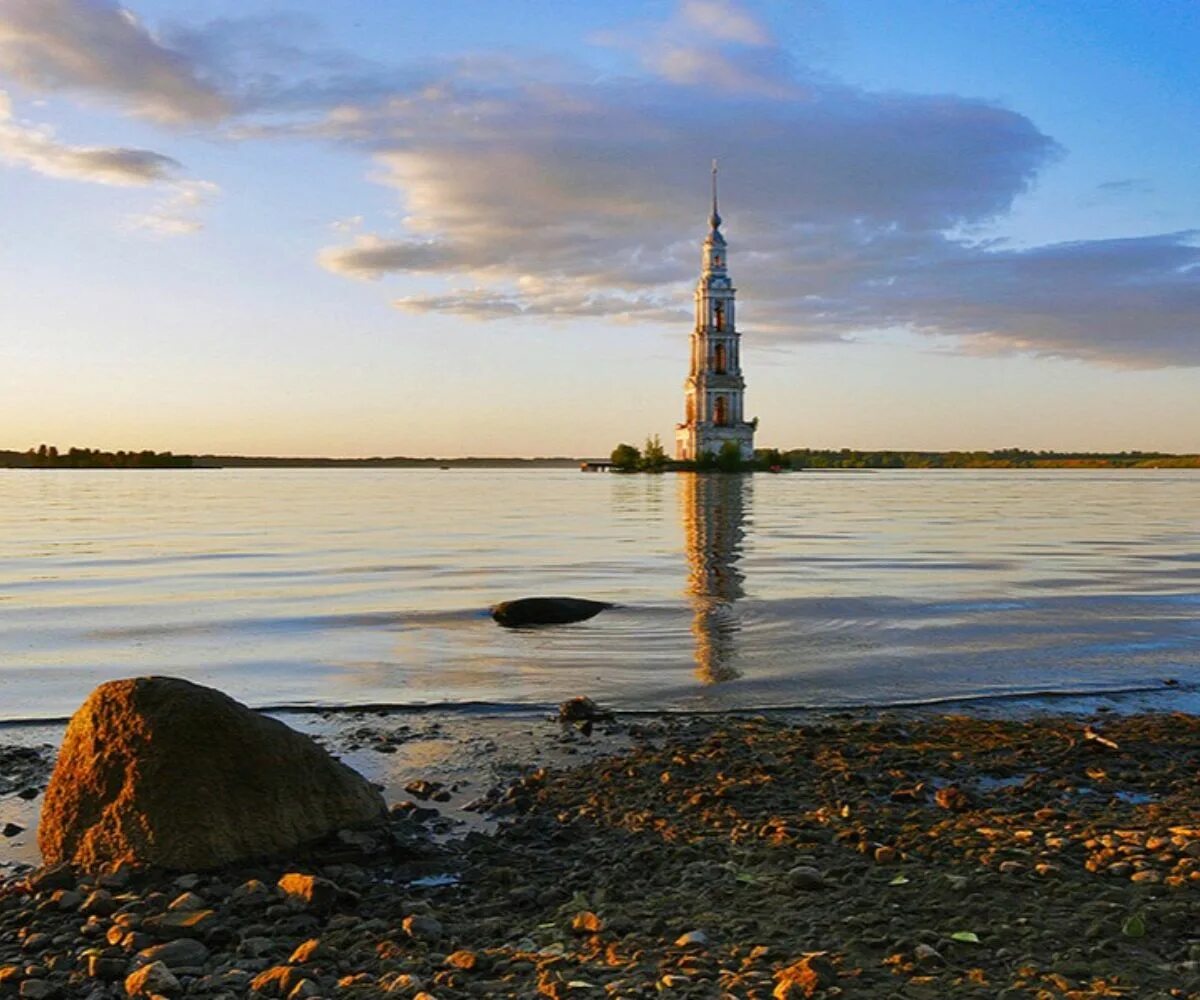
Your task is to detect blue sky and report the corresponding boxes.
[1,0,1197,456]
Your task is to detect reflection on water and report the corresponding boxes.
[0,468,1197,719]
[681,473,748,684]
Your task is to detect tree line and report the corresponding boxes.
[3,445,193,469]
[610,441,1200,472]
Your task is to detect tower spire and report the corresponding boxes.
[709,158,721,230]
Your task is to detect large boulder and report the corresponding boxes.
[491,597,612,628]
[39,677,386,871]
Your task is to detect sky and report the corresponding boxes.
[1,0,1198,457]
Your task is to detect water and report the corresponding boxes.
[1,468,1198,722]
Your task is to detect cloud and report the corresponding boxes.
[127,179,219,235]
[308,1,1198,368]
[319,234,466,280]
[394,282,679,323]
[678,0,772,45]
[0,89,179,185]
[0,0,228,122]
[1,0,1195,366]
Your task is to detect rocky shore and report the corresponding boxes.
[2,710,1199,998]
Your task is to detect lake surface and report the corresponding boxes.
[1,468,1198,722]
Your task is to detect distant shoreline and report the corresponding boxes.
[2,447,1198,470]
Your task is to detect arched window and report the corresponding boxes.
[686,395,695,423]
[714,396,728,426]
[713,343,726,374]
[714,302,725,331]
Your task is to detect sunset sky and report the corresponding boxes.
[2,0,1198,457]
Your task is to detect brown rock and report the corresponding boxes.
[38,676,387,871]
[934,785,971,812]
[124,961,180,997]
[142,909,218,940]
[288,938,331,964]
[277,873,340,913]
[571,910,603,934]
[251,966,308,998]
[773,953,837,998]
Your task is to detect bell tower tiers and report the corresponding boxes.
[675,162,755,463]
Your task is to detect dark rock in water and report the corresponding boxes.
[2,822,23,837]
[38,676,387,871]
[491,596,612,628]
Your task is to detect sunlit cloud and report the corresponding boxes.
[0,0,228,123]
[0,89,179,185]
[1,0,1197,368]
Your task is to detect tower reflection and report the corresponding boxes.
[679,473,748,684]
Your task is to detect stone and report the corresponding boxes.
[288,979,322,1000]
[786,865,825,891]
[51,889,82,910]
[557,697,615,724]
[490,597,612,628]
[401,914,443,942]
[17,980,56,1000]
[251,966,308,998]
[773,953,837,998]
[403,780,442,802]
[571,911,603,934]
[288,939,330,965]
[230,878,273,905]
[914,944,944,968]
[142,909,217,940]
[26,864,75,894]
[84,953,126,980]
[124,961,180,997]
[674,930,709,948]
[38,677,387,871]
[80,890,117,917]
[444,950,478,970]
[166,891,205,911]
[136,938,210,969]
[277,873,340,913]
[934,785,972,812]
[2,823,23,837]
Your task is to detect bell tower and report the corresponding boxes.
[675,162,755,462]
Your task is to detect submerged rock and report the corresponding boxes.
[38,676,387,871]
[491,596,612,628]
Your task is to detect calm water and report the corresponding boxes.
[1,468,1198,722]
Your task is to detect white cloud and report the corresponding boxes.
[127,179,219,236]
[0,89,179,184]
[679,0,773,45]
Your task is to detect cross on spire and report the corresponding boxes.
[709,158,721,230]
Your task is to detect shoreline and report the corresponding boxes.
[4,684,1199,873]
[2,707,1199,997]
[2,676,1195,730]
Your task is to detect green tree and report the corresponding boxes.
[610,442,642,472]
[716,440,744,472]
[641,434,668,472]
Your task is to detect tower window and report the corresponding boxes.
[713,343,726,374]
[714,396,728,426]
[714,302,725,331]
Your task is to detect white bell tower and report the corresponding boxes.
[675,162,755,462]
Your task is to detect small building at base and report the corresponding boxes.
[675,164,755,462]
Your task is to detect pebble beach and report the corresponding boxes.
[3,708,1199,998]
